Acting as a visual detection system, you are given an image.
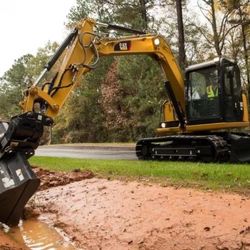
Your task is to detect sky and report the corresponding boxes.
[0,0,200,77]
[0,0,76,76]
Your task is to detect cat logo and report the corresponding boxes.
[119,42,128,50]
[114,41,131,51]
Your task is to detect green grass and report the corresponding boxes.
[29,157,250,194]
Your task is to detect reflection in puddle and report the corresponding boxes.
[8,219,76,250]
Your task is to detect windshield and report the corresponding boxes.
[187,66,220,122]
[188,67,219,100]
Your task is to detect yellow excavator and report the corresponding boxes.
[0,18,249,226]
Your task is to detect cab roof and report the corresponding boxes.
[185,57,235,72]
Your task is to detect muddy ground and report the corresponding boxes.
[0,233,24,250]
[1,167,250,250]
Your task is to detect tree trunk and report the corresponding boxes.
[139,0,148,29]
[210,0,221,56]
[238,7,250,89]
[176,0,186,69]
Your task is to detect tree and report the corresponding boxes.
[116,55,166,140]
[225,0,250,87]
[0,54,35,118]
[192,0,240,57]
[53,57,112,142]
[0,42,58,119]
[56,0,165,143]
[67,0,114,27]
[176,0,186,69]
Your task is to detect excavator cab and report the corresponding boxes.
[151,58,250,163]
[186,58,244,125]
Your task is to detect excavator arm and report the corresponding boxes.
[0,18,185,226]
[21,19,184,120]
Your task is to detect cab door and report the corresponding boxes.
[222,63,243,122]
[186,66,221,124]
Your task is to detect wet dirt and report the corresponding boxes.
[26,171,250,250]
[32,167,94,191]
[8,219,75,249]
[0,167,94,250]
[1,167,250,249]
[0,230,26,250]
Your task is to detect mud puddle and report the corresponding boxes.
[7,219,76,250]
[0,167,94,250]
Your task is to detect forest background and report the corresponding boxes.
[0,0,249,143]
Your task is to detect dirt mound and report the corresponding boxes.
[24,167,94,220]
[30,178,250,250]
[32,167,94,190]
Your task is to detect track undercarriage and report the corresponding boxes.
[136,132,250,163]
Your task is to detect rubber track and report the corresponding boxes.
[136,135,229,162]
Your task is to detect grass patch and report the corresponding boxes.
[29,157,250,194]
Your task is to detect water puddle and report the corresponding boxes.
[7,219,76,249]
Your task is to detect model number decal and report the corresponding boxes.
[114,41,131,51]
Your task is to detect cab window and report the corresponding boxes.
[187,67,220,122]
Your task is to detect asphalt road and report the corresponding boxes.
[36,145,137,160]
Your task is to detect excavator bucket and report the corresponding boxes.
[0,153,40,226]
[0,112,53,226]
